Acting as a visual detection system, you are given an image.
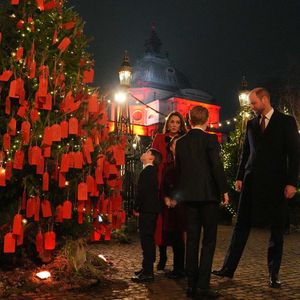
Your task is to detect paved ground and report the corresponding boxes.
[9,225,300,299]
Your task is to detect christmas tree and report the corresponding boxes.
[221,85,253,218]
[0,0,125,261]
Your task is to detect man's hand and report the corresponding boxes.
[133,210,139,217]
[170,199,177,208]
[222,193,229,205]
[235,180,243,192]
[284,185,297,199]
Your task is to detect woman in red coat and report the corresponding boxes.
[152,111,187,271]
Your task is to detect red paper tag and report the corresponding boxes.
[104,226,111,241]
[12,214,22,235]
[17,105,27,118]
[36,0,44,10]
[0,167,6,186]
[5,161,12,181]
[13,150,24,170]
[44,0,57,10]
[60,154,69,173]
[83,145,92,164]
[9,80,18,98]
[52,30,57,45]
[58,171,66,187]
[44,231,56,250]
[88,94,98,113]
[3,133,10,151]
[41,200,52,218]
[78,182,88,201]
[91,230,101,241]
[16,47,24,61]
[17,20,24,29]
[0,70,13,82]
[62,200,72,219]
[43,126,53,146]
[42,172,49,191]
[73,151,83,169]
[62,21,76,30]
[95,166,103,185]
[29,60,36,79]
[43,146,51,158]
[60,120,68,138]
[38,77,48,97]
[51,124,61,142]
[85,137,94,152]
[36,231,43,253]
[86,175,95,193]
[11,0,20,5]
[21,121,31,145]
[31,146,42,165]
[68,117,78,135]
[26,197,34,218]
[8,118,17,136]
[5,96,11,115]
[58,37,71,53]
[68,151,75,168]
[83,69,94,83]
[4,233,16,253]
[30,108,40,123]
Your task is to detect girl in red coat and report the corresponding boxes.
[152,111,187,271]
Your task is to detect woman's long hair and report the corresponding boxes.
[162,111,187,135]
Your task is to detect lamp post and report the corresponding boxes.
[114,52,138,227]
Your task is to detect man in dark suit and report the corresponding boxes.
[175,106,228,299]
[132,148,162,283]
[212,87,300,288]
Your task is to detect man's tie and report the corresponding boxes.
[260,115,266,132]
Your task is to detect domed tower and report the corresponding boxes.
[124,24,221,137]
[132,23,191,91]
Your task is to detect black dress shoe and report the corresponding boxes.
[211,267,234,279]
[269,276,281,288]
[131,271,154,283]
[166,270,185,279]
[134,268,144,276]
[197,288,221,299]
[186,286,196,298]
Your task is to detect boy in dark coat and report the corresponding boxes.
[131,148,162,283]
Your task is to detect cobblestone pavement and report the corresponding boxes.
[12,225,300,299]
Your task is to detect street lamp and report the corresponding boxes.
[118,51,132,88]
[114,51,137,226]
[114,51,132,134]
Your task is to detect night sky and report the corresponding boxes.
[71,0,300,119]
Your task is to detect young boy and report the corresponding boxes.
[131,148,162,283]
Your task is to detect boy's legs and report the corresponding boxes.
[140,212,157,274]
